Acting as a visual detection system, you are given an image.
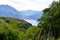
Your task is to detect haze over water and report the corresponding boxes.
[24,19,38,26]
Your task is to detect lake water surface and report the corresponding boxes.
[24,19,38,26]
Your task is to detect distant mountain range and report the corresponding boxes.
[0,5,22,18]
[20,10,43,20]
[0,5,43,20]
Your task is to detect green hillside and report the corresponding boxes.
[0,17,39,40]
[0,17,32,29]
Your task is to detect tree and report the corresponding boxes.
[38,0,60,38]
[0,21,20,40]
[25,26,40,40]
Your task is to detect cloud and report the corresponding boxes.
[0,0,58,11]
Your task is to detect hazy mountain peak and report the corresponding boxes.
[0,5,18,13]
[0,5,42,20]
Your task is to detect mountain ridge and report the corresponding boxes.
[0,5,43,20]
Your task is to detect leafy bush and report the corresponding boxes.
[25,26,40,40]
[0,25,20,40]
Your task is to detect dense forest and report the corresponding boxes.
[0,0,60,40]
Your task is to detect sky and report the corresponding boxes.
[0,0,58,11]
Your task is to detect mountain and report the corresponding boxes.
[0,5,43,20]
[27,13,42,20]
[20,10,41,16]
[0,5,22,18]
[20,10,43,20]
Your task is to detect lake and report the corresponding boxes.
[24,19,38,26]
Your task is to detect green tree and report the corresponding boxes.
[0,21,20,40]
[38,0,60,39]
[26,26,40,40]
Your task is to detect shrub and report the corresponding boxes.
[0,25,20,40]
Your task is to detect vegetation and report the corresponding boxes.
[0,17,32,29]
[38,0,60,40]
[0,0,60,40]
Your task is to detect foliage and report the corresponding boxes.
[0,17,32,29]
[0,17,32,40]
[26,26,40,40]
[0,20,40,40]
[0,20,20,40]
[38,0,60,39]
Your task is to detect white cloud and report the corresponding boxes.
[0,0,58,11]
